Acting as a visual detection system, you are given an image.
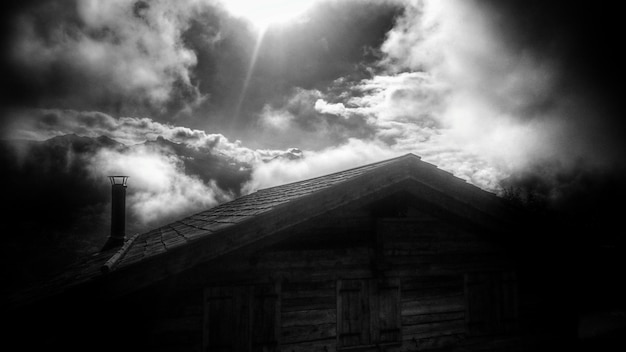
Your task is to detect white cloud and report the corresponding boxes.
[243,138,398,193]
[88,143,231,225]
[265,0,612,194]
[259,104,294,130]
[314,99,347,117]
[374,0,566,173]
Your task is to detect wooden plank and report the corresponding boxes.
[251,283,280,351]
[402,286,463,300]
[203,286,242,351]
[234,265,374,284]
[282,280,336,289]
[376,278,401,344]
[153,288,203,318]
[282,280,335,299]
[282,309,336,327]
[378,219,452,235]
[337,279,370,348]
[402,295,464,316]
[462,335,523,351]
[386,262,512,278]
[282,280,335,294]
[384,241,500,256]
[402,319,465,339]
[281,323,336,344]
[500,272,519,334]
[379,220,504,260]
[203,283,282,352]
[282,296,336,312]
[150,316,202,334]
[401,311,464,325]
[382,226,490,242]
[282,288,335,299]
[387,253,507,266]
[402,275,464,290]
[465,271,519,337]
[279,338,335,352]
[256,248,370,270]
[404,333,464,350]
[369,278,380,344]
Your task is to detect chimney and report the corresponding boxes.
[102,176,129,251]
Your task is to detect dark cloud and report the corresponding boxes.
[0,135,116,289]
[500,160,626,246]
[477,0,625,130]
[474,0,626,251]
[257,87,377,150]
[1,0,206,120]
[481,1,623,80]
[0,131,255,291]
[0,0,73,106]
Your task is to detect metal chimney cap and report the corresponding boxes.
[108,176,129,186]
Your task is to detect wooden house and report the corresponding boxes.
[5,154,575,351]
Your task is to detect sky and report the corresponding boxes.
[0,0,625,264]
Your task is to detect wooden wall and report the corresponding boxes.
[119,206,565,352]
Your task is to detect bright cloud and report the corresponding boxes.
[249,0,617,194]
[375,0,576,173]
[243,138,398,193]
[88,144,231,225]
[259,104,294,131]
[314,99,347,117]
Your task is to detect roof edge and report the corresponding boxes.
[101,233,140,273]
[255,153,420,193]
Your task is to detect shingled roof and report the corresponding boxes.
[104,154,405,271]
[6,153,520,308]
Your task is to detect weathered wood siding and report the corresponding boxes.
[127,209,550,352]
[401,275,466,350]
[281,280,337,351]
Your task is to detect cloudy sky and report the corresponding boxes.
[1,0,625,251]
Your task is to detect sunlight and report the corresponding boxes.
[234,28,267,120]
[220,0,315,29]
[221,1,319,120]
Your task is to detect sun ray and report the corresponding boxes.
[233,27,267,121]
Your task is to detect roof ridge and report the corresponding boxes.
[255,153,420,193]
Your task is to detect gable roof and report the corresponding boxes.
[5,153,521,308]
[104,153,517,270]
